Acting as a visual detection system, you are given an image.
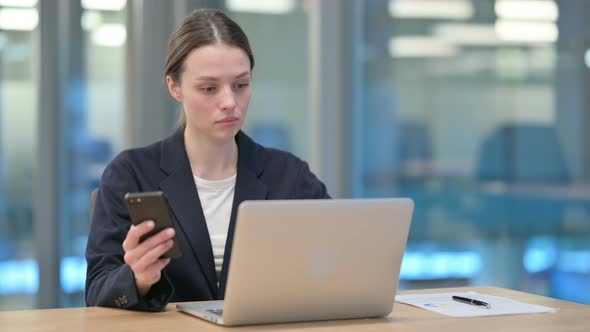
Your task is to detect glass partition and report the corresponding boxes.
[352,0,590,303]
[59,0,127,307]
[0,3,39,310]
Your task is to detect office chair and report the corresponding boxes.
[90,189,98,222]
[476,124,570,184]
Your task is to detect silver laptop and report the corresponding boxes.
[177,198,414,326]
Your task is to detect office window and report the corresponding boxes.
[0,4,39,310]
[352,0,590,303]
[226,0,310,159]
[59,1,126,307]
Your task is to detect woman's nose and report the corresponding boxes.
[220,86,236,111]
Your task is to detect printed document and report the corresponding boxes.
[395,291,559,317]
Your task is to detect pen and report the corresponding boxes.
[452,296,491,309]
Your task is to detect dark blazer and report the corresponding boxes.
[85,129,330,311]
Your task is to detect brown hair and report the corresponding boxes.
[165,9,255,127]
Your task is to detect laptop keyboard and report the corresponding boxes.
[206,309,224,316]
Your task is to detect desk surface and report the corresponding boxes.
[1,287,588,332]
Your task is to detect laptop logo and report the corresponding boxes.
[306,246,339,280]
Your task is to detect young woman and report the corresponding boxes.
[85,9,329,311]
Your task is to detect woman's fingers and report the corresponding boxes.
[124,226,175,266]
[122,221,177,295]
[135,258,171,295]
[134,228,175,257]
[132,239,175,273]
[122,220,155,252]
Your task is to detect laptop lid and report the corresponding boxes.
[219,198,414,326]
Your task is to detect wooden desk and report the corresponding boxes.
[1,287,588,332]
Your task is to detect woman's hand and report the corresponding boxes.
[122,221,176,297]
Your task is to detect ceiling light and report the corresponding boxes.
[91,24,126,47]
[585,49,590,69]
[81,10,103,31]
[495,0,558,21]
[81,0,126,11]
[389,36,458,58]
[0,8,38,31]
[0,0,37,7]
[389,0,474,20]
[226,0,295,14]
[433,23,499,46]
[495,20,558,43]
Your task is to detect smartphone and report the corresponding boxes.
[124,191,182,259]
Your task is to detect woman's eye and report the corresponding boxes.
[200,86,216,93]
[235,82,250,89]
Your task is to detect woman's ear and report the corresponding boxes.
[166,75,182,102]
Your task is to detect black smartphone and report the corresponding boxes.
[124,191,182,259]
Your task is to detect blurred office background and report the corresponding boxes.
[0,0,589,310]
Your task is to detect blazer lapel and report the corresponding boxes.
[159,129,218,296]
[217,132,268,299]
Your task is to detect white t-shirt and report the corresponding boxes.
[194,174,236,273]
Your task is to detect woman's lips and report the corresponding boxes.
[216,116,239,127]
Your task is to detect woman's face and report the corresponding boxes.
[167,43,252,142]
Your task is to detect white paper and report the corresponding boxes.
[395,291,559,317]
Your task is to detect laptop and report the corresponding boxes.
[177,198,414,326]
